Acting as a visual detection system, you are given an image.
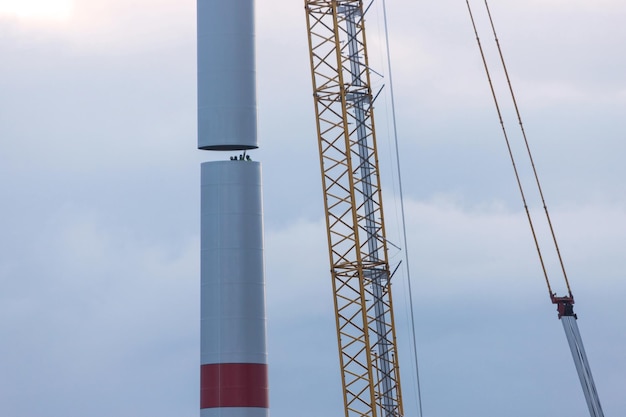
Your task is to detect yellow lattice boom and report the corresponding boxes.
[304,2,404,417]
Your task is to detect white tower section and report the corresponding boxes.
[197,0,257,150]
[197,0,268,416]
[200,162,268,416]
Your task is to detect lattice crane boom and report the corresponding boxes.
[304,2,404,417]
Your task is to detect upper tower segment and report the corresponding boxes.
[197,0,258,150]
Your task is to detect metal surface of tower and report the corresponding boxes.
[197,1,269,417]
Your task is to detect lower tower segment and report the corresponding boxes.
[200,161,268,417]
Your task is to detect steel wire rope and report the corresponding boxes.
[482,0,572,297]
[464,5,607,416]
[380,1,424,416]
[465,0,572,299]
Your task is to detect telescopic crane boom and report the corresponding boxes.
[304,2,404,417]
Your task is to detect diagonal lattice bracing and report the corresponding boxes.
[305,2,404,417]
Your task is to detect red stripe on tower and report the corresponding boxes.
[201,363,269,408]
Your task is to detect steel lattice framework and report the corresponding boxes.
[305,2,403,417]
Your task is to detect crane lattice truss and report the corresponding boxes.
[305,2,403,417]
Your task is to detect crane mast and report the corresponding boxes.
[304,2,403,417]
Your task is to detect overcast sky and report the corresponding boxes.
[1,1,624,416]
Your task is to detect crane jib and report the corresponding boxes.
[305,2,404,417]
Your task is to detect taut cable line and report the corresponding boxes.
[482,0,572,298]
[381,0,424,415]
[463,2,605,415]
[464,0,556,298]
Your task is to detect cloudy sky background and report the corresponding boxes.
[1,0,625,416]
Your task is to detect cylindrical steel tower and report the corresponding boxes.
[197,0,258,150]
[200,162,268,416]
[197,0,268,416]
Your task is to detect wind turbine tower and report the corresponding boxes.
[197,1,269,417]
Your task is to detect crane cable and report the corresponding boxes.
[464,5,607,417]
[380,0,424,416]
[464,0,573,300]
